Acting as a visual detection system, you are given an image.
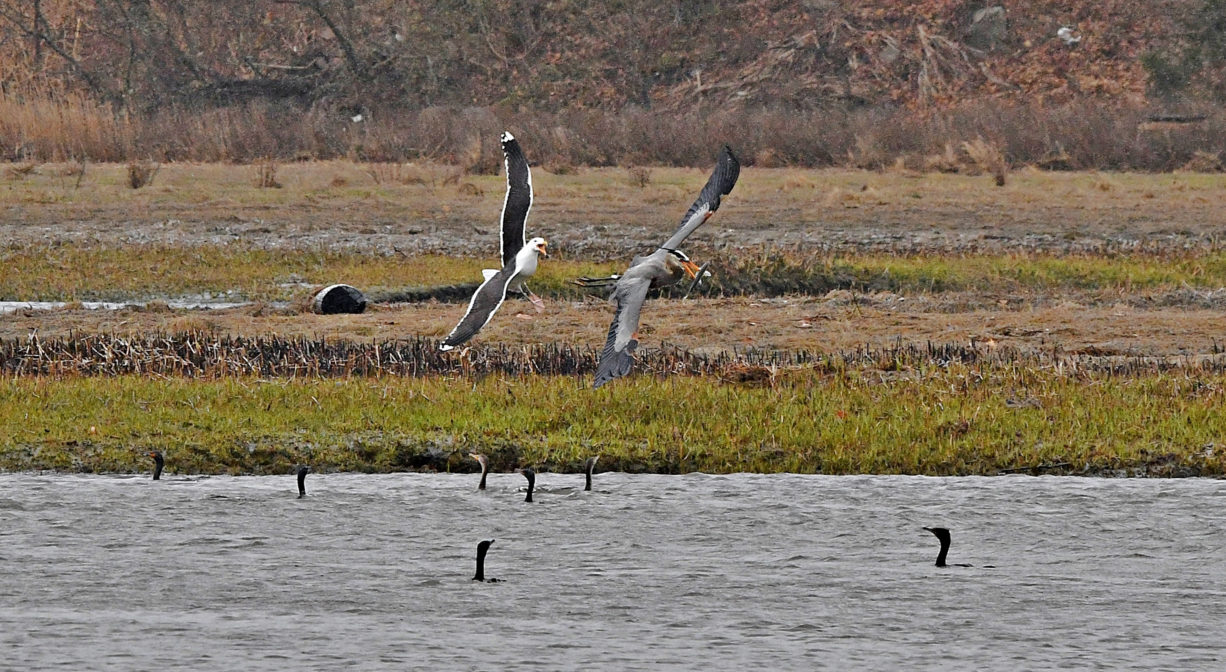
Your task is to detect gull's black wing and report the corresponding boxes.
[499,132,533,268]
[440,265,519,350]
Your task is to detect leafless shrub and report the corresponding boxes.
[458,182,483,196]
[754,147,784,168]
[127,160,159,189]
[962,137,1008,186]
[846,134,890,170]
[254,161,282,188]
[365,162,401,185]
[4,162,37,179]
[1181,151,1224,172]
[626,165,652,188]
[923,143,961,173]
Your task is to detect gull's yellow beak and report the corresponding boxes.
[536,241,549,257]
[681,259,701,279]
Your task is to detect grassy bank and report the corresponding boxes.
[0,245,620,303]
[2,369,1222,477]
[7,242,1226,303]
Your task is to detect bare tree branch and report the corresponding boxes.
[275,0,369,80]
[0,1,120,104]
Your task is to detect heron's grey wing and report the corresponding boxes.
[499,132,532,268]
[659,144,740,251]
[593,276,652,388]
[440,265,519,350]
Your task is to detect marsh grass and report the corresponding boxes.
[1,369,1222,476]
[709,248,1226,296]
[5,242,1226,303]
[3,90,1226,172]
[0,245,621,302]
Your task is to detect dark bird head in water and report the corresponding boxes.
[296,465,310,498]
[473,538,500,582]
[470,453,489,490]
[924,526,973,568]
[521,467,535,503]
[148,451,164,480]
[584,455,599,491]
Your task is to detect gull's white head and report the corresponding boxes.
[526,236,548,257]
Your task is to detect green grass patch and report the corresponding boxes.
[2,370,1223,476]
[0,244,620,302]
[713,249,1226,295]
[5,242,1226,302]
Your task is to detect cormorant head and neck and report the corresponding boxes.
[470,453,489,490]
[521,468,535,503]
[584,455,599,491]
[473,539,495,581]
[296,465,309,498]
[923,527,972,567]
[149,451,164,480]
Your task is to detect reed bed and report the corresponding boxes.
[3,331,1224,380]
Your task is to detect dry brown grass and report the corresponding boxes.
[626,165,652,188]
[0,90,132,162]
[126,160,159,189]
[2,91,1225,172]
[253,161,282,189]
[4,162,38,179]
[457,182,483,197]
[961,137,1008,186]
[5,295,1225,363]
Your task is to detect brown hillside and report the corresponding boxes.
[0,1,1191,111]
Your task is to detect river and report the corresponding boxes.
[2,472,1223,670]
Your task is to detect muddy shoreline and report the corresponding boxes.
[2,164,1223,259]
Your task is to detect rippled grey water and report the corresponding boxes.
[2,472,1224,670]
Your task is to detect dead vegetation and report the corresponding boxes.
[961,137,1009,186]
[626,166,652,188]
[126,160,158,189]
[3,331,1223,380]
[253,161,282,189]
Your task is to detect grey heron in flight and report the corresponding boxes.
[580,145,740,388]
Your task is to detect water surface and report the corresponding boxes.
[2,473,1223,670]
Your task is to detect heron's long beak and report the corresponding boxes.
[681,260,701,279]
